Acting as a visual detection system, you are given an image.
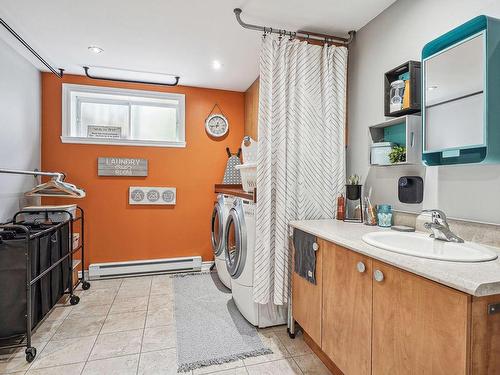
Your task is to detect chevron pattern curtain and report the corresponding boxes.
[254,35,347,305]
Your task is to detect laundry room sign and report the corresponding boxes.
[97,157,148,177]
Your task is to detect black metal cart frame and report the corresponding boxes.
[0,207,90,362]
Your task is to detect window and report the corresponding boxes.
[62,84,185,147]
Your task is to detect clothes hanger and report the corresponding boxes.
[0,168,85,198]
[25,175,86,198]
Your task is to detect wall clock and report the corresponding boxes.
[205,114,229,137]
[205,103,229,138]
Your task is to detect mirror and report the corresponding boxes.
[424,33,485,152]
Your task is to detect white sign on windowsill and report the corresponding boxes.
[88,126,122,139]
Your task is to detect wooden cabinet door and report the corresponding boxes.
[244,78,259,140]
[372,261,470,375]
[322,243,373,375]
[292,238,323,344]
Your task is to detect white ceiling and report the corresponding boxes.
[0,0,396,91]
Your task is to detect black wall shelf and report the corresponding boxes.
[384,61,421,117]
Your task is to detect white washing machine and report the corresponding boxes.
[211,194,234,289]
[224,198,287,327]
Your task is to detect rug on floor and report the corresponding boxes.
[173,272,272,372]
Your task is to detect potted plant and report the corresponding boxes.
[389,145,406,164]
[346,174,362,200]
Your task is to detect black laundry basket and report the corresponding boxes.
[0,208,90,363]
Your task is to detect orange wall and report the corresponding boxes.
[41,73,244,267]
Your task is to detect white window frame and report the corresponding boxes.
[62,83,186,148]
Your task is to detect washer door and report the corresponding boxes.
[211,201,224,256]
[224,202,247,279]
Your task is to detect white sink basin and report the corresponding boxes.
[362,231,498,262]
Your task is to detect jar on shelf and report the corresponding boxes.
[377,204,393,227]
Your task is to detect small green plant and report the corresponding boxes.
[389,146,406,164]
[347,174,360,185]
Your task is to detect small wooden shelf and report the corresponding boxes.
[369,115,422,166]
[384,61,421,117]
[214,184,255,202]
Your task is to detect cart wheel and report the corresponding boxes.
[70,295,80,305]
[25,347,36,362]
[82,281,91,290]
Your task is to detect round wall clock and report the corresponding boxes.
[205,114,229,137]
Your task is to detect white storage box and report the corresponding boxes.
[235,163,257,192]
[370,142,395,165]
[22,204,77,223]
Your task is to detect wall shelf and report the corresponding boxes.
[369,115,422,166]
[384,61,421,117]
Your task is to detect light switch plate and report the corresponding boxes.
[129,187,176,205]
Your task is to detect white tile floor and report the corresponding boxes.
[0,276,331,375]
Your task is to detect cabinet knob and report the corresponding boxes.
[312,242,319,252]
[374,269,384,282]
[356,261,366,273]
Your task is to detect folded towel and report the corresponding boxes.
[293,229,318,285]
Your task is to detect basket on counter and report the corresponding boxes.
[235,163,256,192]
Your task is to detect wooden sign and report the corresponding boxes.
[98,157,148,177]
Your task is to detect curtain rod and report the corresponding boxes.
[0,18,64,78]
[0,168,65,180]
[233,8,355,45]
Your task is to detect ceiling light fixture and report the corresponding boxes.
[212,60,222,70]
[88,45,104,54]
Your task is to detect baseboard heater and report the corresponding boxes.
[88,256,202,280]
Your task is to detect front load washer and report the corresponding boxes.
[211,194,234,289]
[224,198,287,327]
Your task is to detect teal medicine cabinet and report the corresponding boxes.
[422,15,500,166]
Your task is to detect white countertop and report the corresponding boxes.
[290,219,500,297]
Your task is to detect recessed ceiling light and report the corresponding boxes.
[212,60,222,70]
[88,45,104,54]
[428,85,438,90]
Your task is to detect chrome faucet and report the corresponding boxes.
[422,209,464,243]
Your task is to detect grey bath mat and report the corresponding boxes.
[173,272,272,372]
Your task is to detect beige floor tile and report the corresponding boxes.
[145,308,174,328]
[0,354,32,375]
[208,368,248,375]
[116,287,150,299]
[275,331,311,357]
[31,320,63,343]
[243,332,289,366]
[89,329,143,361]
[83,279,122,290]
[69,304,111,318]
[43,306,73,322]
[137,349,179,375]
[192,360,245,375]
[78,291,115,306]
[109,296,148,314]
[293,354,330,375]
[26,362,85,375]
[142,325,176,352]
[150,277,173,296]
[30,336,96,370]
[246,358,302,375]
[101,311,147,334]
[0,342,48,374]
[82,354,139,375]
[121,276,152,287]
[51,315,105,341]
[148,294,173,311]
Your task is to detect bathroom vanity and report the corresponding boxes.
[290,220,500,375]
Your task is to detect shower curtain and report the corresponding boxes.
[254,35,348,305]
